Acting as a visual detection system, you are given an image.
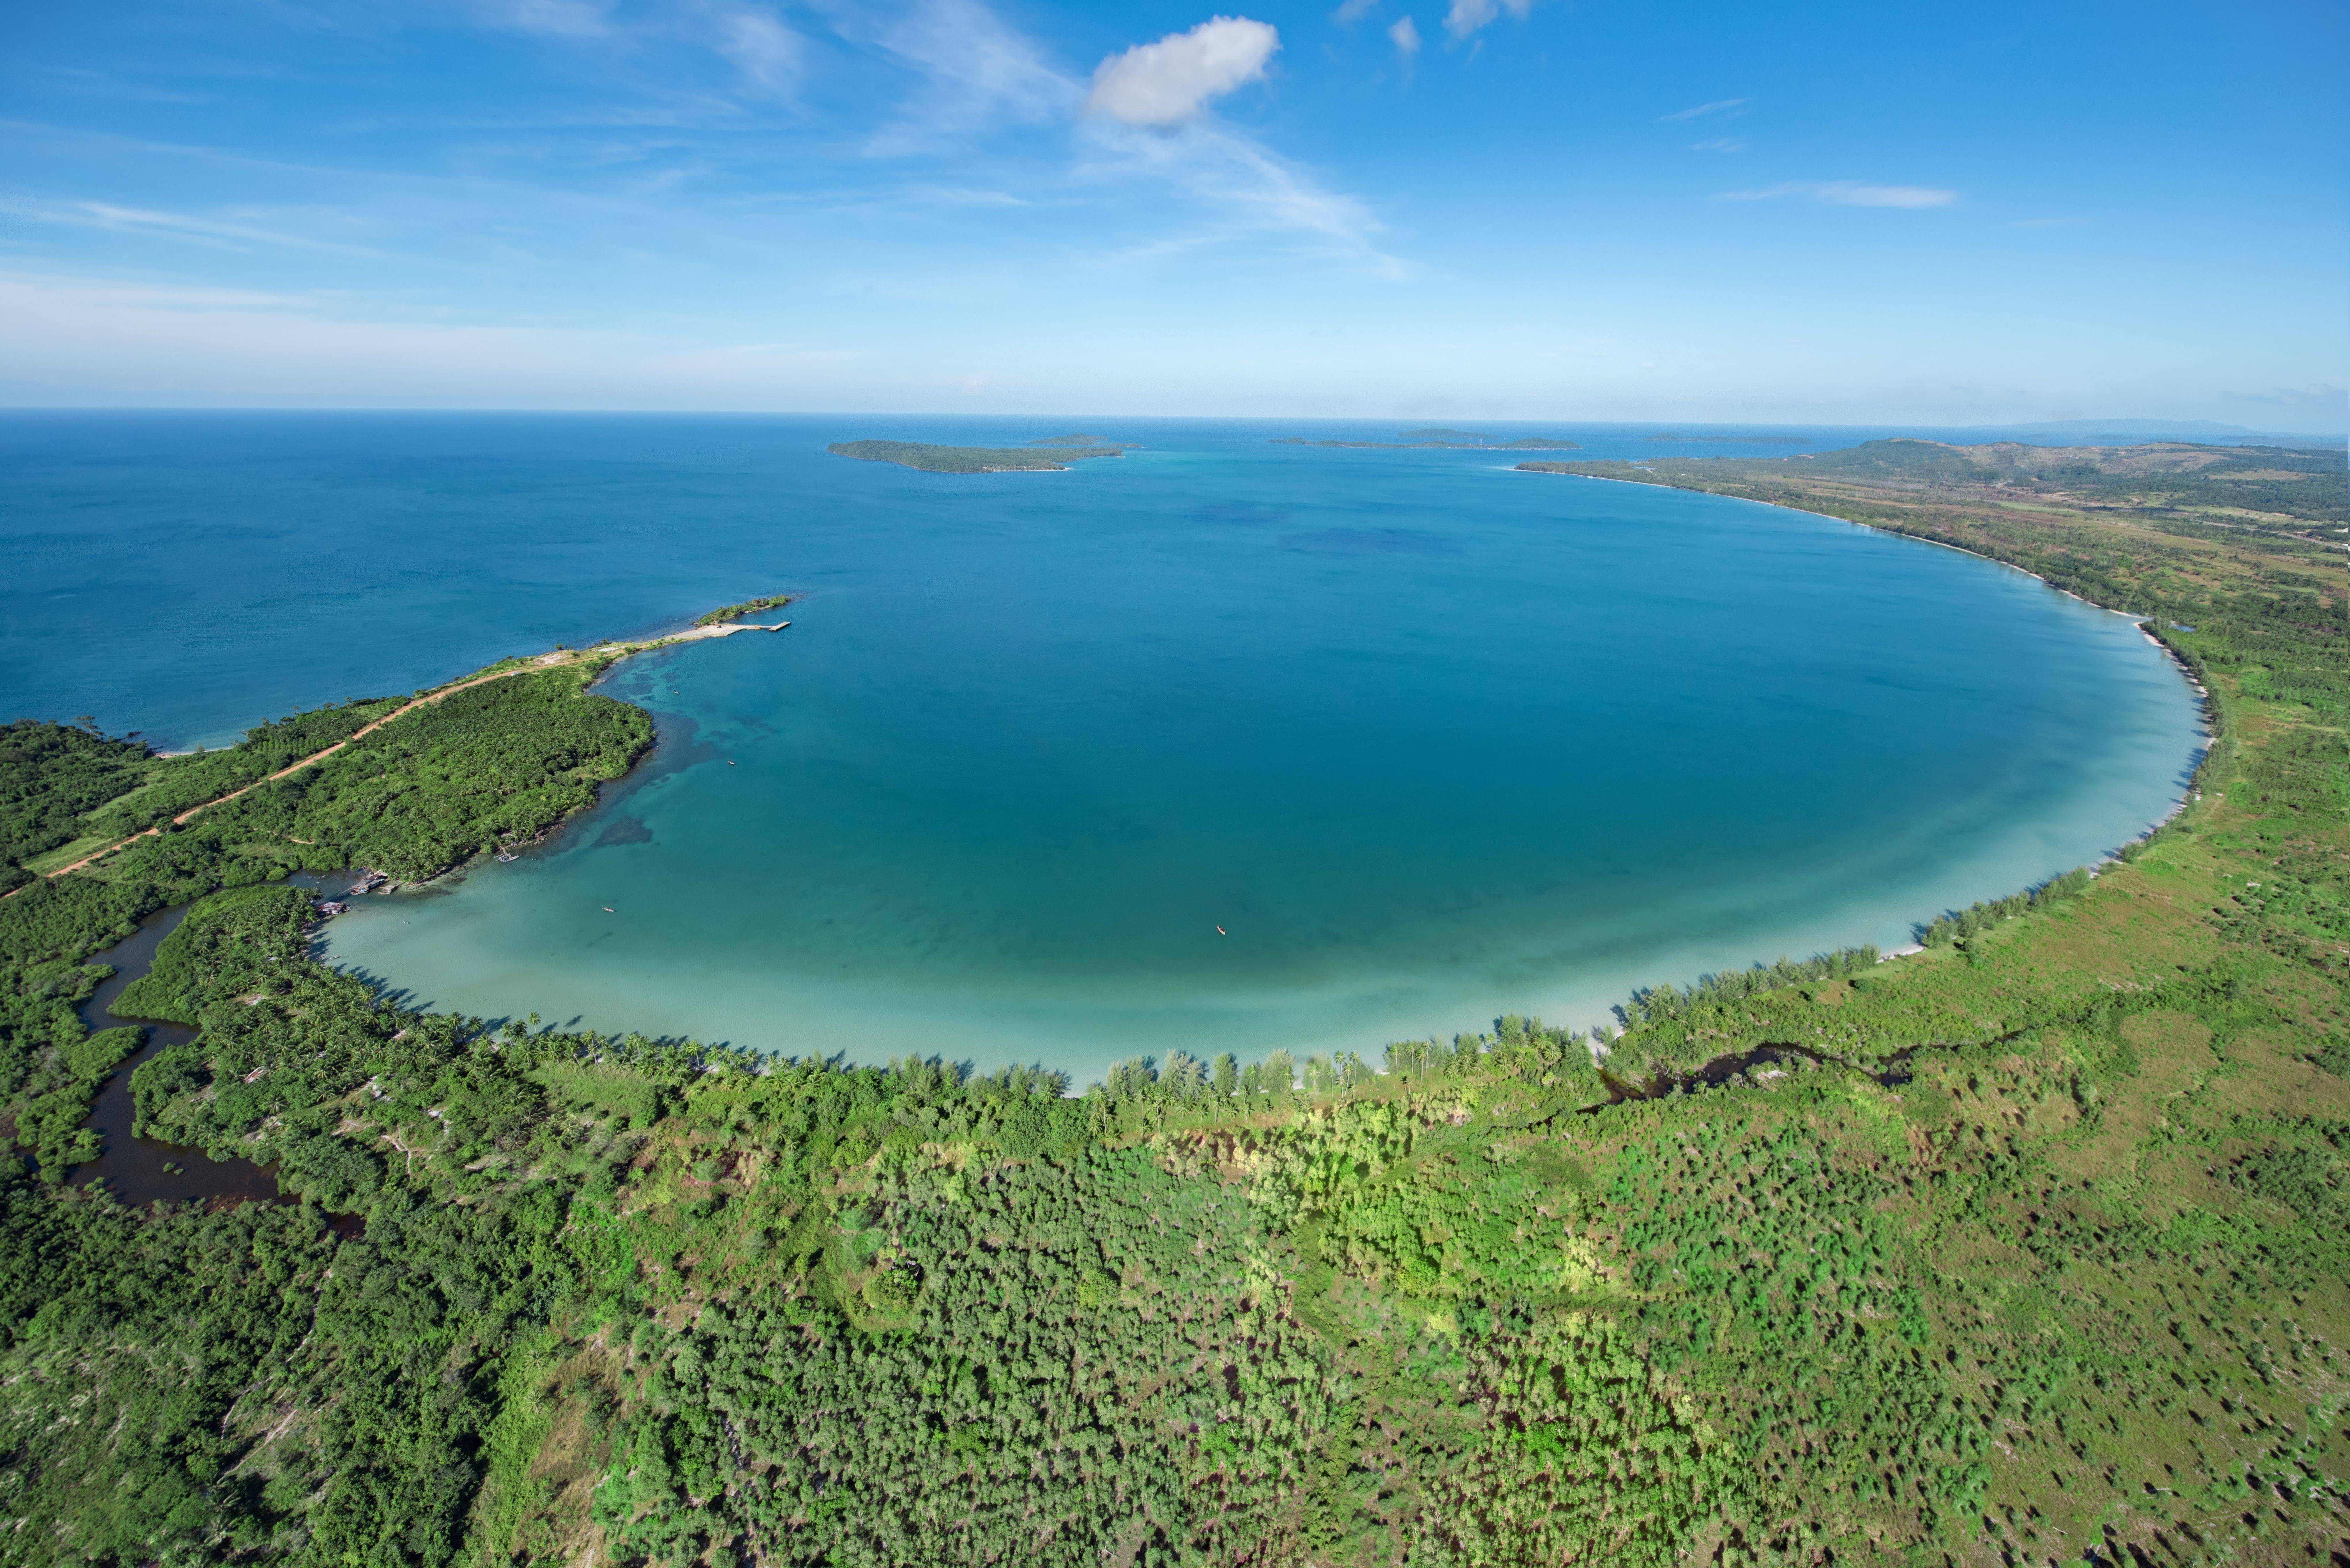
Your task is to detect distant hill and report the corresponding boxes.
[1979,418,2258,436]
[1028,433,1108,446]
[1524,437,2347,529]
[828,440,1125,474]
[1803,439,2343,504]
[1971,418,2346,447]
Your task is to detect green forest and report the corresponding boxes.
[1,700,412,893]
[0,444,2344,1565]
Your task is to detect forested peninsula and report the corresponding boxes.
[0,448,2344,1565]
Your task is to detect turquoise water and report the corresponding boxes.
[3,414,2202,1079]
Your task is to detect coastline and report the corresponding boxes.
[322,465,2209,1072]
[324,538,2198,1072]
[38,478,2215,1080]
[1528,465,2218,853]
[17,613,791,892]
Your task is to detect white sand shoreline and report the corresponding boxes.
[1533,466,2218,965]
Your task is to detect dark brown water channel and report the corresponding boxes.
[69,874,360,1220]
[1604,1042,1914,1101]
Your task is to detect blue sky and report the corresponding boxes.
[2,0,2343,426]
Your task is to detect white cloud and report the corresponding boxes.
[712,5,804,92]
[1084,17,1279,128]
[1719,181,1957,208]
[1659,97,1749,123]
[1331,0,1380,20]
[1065,15,1401,274]
[1389,15,1421,55]
[1443,0,1531,39]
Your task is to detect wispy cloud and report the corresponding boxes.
[1719,181,1956,208]
[473,0,614,41]
[1690,136,1745,153]
[1084,17,1279,129]
[13,0,1413,320]
[710,5,805,93]
[41,66,209,104]
[5,199,387,256]
[1331,0,1380,21]
[466,0,809,107]
[1444,0,1532,39]
[893,184,1029,209]
[1058,16,1409,275]
[1079,121,1412,278]
[0,266,956,410]
[1660,97,1748,123]
[833,5,1404,277]
[0,267,682,405]
[858,0,1080,150]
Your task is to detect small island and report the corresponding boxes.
[828,439,1126,473]
[1027,433,1110,446]
[695,591,796,626]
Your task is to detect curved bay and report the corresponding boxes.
[285,429,2199,1079]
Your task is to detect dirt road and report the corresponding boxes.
[15,621,787,889]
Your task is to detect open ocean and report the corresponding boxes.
[3,413,2206,1078]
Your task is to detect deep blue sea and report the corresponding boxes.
[3,413,2205,1079]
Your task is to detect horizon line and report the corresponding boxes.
[0,405,2341,438]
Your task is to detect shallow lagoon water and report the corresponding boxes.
[3,415,2203,1081]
